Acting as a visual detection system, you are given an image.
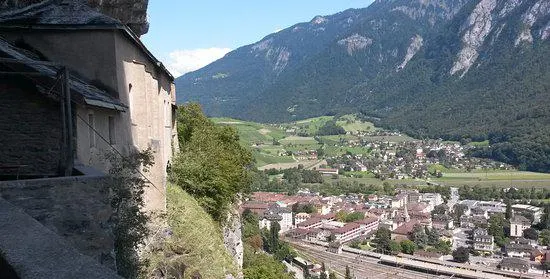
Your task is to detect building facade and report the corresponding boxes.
[0,2,178,211]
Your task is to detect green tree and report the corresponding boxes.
[432,204,448,216]
[523,228,539,240]
[540,229,550,245]
[345,212,365,222]
[453,204,468,223]
[242,209,260,238]
[345,265,352,279]
[243,251,294,279]
[389,240,401,255]
[373,228,392,254]
[171,103,253,222]
[409,225,429,248]
[505,199,512,220]
[400,240,417,255]
[320,262,327,279]
[329,272,337,279]
[452,247,470,263]
[106,149,153,278]
[488,213,509,247]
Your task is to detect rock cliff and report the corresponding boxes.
[0,0,149,35]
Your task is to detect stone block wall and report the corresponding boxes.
[0,81,62,177]
[0,175,115,269]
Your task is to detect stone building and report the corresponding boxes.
[0,1,177,211]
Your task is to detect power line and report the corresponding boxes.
[75,113,165,196]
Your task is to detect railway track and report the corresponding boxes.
[291,242,441,279]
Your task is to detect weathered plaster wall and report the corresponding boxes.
[0,0,149,36]
[0,175,115,269]
[0,80,62,176]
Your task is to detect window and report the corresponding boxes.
[88,113,95,148]
[109,116,116,145]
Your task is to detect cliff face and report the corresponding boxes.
[0,0,149,35]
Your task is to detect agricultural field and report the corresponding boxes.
[336,114,378,132]
[430,171,550,188]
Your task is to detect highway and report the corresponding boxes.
[290,241,443,279]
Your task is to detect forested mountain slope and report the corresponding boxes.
[177,0,550,171]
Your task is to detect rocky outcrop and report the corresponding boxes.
[515,0,550,45]
[223,200,243,279]
[338,34,373,55]
[450,0,497,77]
[397,35,423,71]
[0,0,149,35]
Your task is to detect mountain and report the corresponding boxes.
[176,0,550,172]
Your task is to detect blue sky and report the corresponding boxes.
[141,0,374,77]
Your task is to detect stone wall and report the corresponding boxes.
[0,0,150,35]
[0,80,62,177]
[0,174,115,269]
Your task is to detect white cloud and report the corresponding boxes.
[167,47,231,77]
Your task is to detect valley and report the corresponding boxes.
[214,114,550,190]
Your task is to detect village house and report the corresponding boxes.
[510,215,532,238]
[0,1,178,211]
[258,204,293,233]
[498,258,532,274]
[512,204,543,224]
[473,228,494,254]
[295,212,311,225]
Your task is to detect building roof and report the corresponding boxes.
[333,222,361,234]
[354,217,379,225]
[0,37,125,111]
[392,220,420,236]
[0,0,174,80]
[499,257,530,270]
[298,217,323,228]
[511,215,531,225]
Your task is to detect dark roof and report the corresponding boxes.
[0,0,120,26]
[0,0,174,80]
[505,243,534,253]
[392,220,420,236]
[499,257,530,270]
[511,215,531,225]
[333,223,361,234]
[298,217,323,228]
[0,37,125,111]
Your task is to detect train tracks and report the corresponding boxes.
[291,242,441,279]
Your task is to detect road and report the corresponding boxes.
[290,241,444,279]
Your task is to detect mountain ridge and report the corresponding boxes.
[176,0,550,171]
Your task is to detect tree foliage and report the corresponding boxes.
[400,240,417,255]
[171,103,253,221]
[106,149,153,278]
[452,247,470,263]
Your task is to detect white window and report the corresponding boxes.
[108,116,116,145]
[88,113,95,148]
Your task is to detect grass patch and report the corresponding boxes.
[253,151,296,167]
[146,185,238,279]
[336,114,377,132]
[280,136,318,145]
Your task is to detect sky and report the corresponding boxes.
[141,1,375,77]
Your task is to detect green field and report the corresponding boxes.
[429,171,550,188]
[336,114,378,132]
[361,135,417,143]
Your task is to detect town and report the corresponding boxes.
[242,186,550,278]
